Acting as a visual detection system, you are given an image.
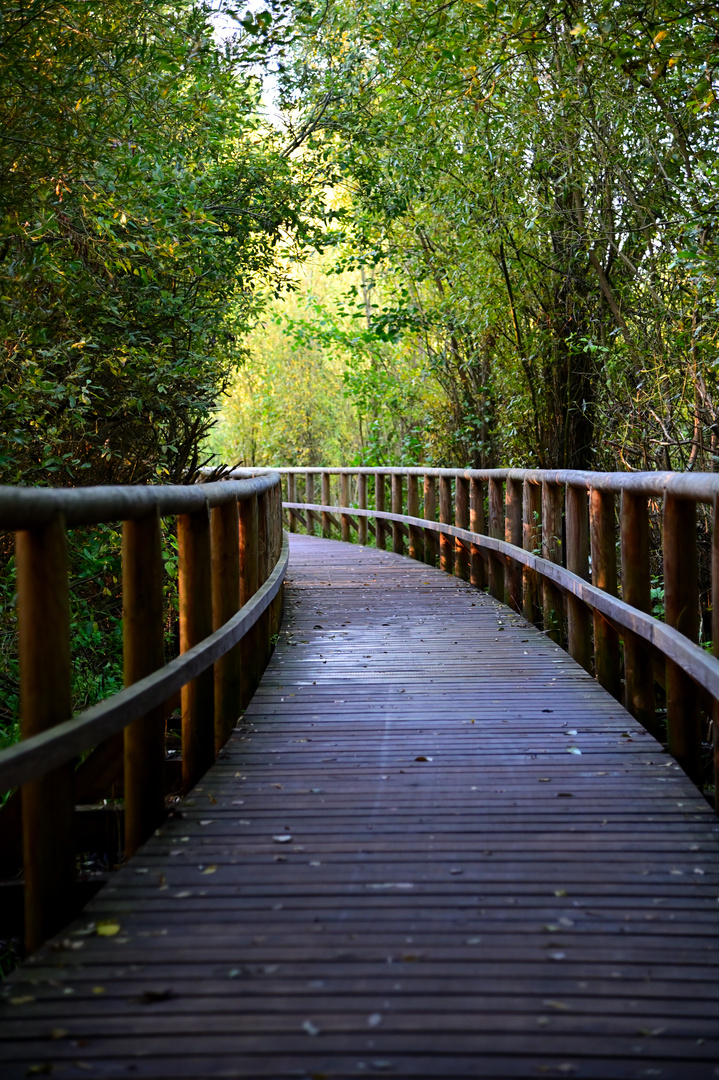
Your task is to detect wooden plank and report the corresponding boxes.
[2,534,718,1080]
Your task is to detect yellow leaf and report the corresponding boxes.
[96,921,121,937]
[92,987,105,995]
[202,865,217,874]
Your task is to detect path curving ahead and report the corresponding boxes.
[1,534,719,1078]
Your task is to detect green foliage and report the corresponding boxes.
[0,0,322,486]
[208,249,455,466]
[273,0,719,470]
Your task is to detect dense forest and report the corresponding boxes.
[212,0,719,472]
[1,0,718,742]
[2,0,718,486]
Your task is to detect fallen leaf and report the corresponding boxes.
[273,835,293,843]
[201,865,217,875]
[554,889,568,897]
[303,1019,320,1036]
[549,951,566,961]
[10,995,35,1005]
[50,1029,68,1040]
[96,921,121,937]
[368,1013,382,1027]
[92,987,105,995]
[414,756,432,762]
[566,746,581,755]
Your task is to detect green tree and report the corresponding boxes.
[276,0,719,469]
[0,0,320,485]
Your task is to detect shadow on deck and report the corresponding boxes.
[1,535,718,1078]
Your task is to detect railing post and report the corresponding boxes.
[341,473,351,542]
[17,513,74,952]
[239,492,259,709]
[664,493,700,783]
[439,476,453,573]
[407,474,423,560]
[392,473,404,554]
[504,477,522,611]
[470,478,486,590]
[542,481,564,644]
[358,473,368,545]
[424,475,437,566]
[708,494,712,807]
[287,472,296,533]
[211,497,242,753]
[488,477,504,600]
[123,509,166,858]
[257,485,272,670]
[305,472,316,536]
[178,504,215,792]
[376,473,387,550]
[322,471,331,539]
[522,479,541,623]
[270,480,283,638]
[455,476,470,581]
[589,488,621,699]
[620,491,656,733]
[566,484,592,673]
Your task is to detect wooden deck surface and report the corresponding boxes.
[2,534,719,1078]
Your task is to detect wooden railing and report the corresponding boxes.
[233,466,719,811]
[0,474,286,952]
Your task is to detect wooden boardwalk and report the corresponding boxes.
[2,534,719,1078]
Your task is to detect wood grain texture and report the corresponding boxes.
[2,535,718,1078]
[123,510,166,856]
[178,508,215,793]
[16,513,75,951]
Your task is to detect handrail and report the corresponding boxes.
[0,472,285,952]
[227,465,719,502]
[0,474,277,528]
[265,463,719,816]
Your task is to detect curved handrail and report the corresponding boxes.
[0,532,289,792]
[227,466,719,504]
[287,502,719,703]
[0,473,278,528]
